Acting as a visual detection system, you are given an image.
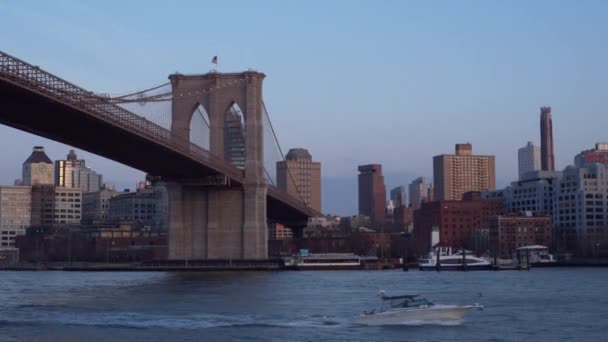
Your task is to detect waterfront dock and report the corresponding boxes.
[492,264,530,271]
[1,260,284,272]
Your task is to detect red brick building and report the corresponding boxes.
[413,198,505,255]
[392,206,413,231]
[16,225,167,262]
[489,216,552,258]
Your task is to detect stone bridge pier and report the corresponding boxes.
[164,71,268,259]
[164,182,267,259]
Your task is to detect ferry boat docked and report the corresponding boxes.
[354,291,483,325]
[283,251,362,270]
[418,247,492,271]
[513,245,556,266]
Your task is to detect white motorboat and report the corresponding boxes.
[418,249,492,271]
[354,292,483,326]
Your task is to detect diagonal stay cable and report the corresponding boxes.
[262,101,308,206]
[196,107,210,128]
[111,82,171,99]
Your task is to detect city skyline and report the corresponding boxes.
[3,3,608,341]
[2,1,608,215]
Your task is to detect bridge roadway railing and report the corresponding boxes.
[267,186,318,217]
[0,50,243,181]
[0,50,315,216]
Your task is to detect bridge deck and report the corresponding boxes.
[0,50,315,223]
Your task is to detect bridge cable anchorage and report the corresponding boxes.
[262,101,309,209]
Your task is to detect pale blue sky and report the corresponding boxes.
[1,1,607,214]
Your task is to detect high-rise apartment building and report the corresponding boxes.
[223,109,246,169]
[540,106,555,171]
[22,146,54,186]
[0,186,32,247]
[433,143,496,201]
[553,163,608,247]
[503,170,561,217]
[575,143,608,167]
[55,150,102,193]
[518,141,541,179]
[408,177,428,210]
[358,164,386,225]
[390,186,407,208]
[276,148,322,212]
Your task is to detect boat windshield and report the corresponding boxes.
[389,296,434,308]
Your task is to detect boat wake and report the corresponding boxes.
[0,310,348,330]
[372,319,465,327]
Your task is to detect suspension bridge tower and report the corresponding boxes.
[165,71,268,260]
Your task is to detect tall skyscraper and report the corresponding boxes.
[540,106,555,171]
[224,108,246,169]
[408,177,428,210]
[433,143,496,201]
[276,148,322,212]
[55,150,103,193]
[518,141,541,179]
[390,186,407,208]
[22,146,54,186]
[358,164,386,225]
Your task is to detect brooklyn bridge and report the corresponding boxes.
[0,50,318,260]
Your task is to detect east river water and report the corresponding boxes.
[1,269,607,341]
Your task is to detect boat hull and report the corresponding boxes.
[292,264,362,270]
[354,305,476,325]
[418,264,493,271]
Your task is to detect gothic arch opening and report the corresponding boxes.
[189,104,210,150]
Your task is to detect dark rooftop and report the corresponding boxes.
[286,148,312,161]
[23,146,53,165]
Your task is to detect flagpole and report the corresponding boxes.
[212,55,218,72]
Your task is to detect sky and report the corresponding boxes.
[1,0,608,215]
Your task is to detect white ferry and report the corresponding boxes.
[418,247,492,271]
[284,250,362,270]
